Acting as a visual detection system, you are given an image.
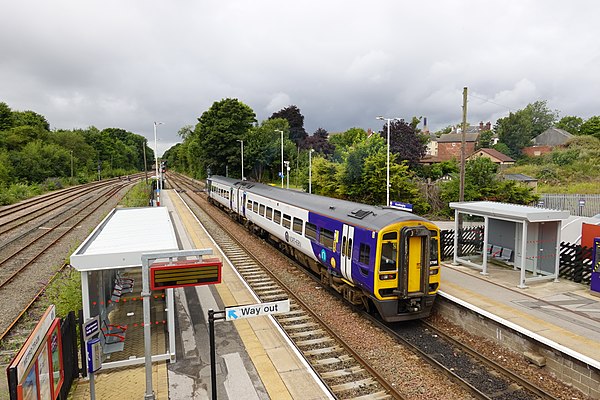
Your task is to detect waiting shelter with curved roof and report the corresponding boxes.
[449,201,570,288]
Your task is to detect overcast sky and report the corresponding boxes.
[2,0,599,155]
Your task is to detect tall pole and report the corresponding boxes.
[275,129,284,188]
[153,121,162,205]
[376,116,398,207]
[70,150,73,182]
[459,87,467,203]
[285,161,290,189]
[309,149,314,194]
[143,140,148,183]
[237,140,244,180]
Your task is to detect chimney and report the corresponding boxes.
[479,121,484,130]
[485,121,491,131]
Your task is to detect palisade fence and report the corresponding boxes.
[440,227,593,285]
[532,194,600,217]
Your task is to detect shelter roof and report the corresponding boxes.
[449,201,569,222]
[70,207,179,271]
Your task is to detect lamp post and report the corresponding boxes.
[70,150,73,182]
[284,161,290,189]
[153,121,163,205]
[237,139,244,180]
[376,116,399,207]
[275,129,284,188]
[308,149,314,194]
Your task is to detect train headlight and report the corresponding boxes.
[379,274,396,280]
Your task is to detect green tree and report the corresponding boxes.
[12,110,50,130]
[193,98,256,177]
[495,100,558,158]
[11,140,71,182]
[378,119,426,168]
[0,148,13,185]
[579,116,600,139]
[0,102,13,130]
[556,115,583,135]
[269,105,307,146]
[329,127,367,159]
[244,118,291,182]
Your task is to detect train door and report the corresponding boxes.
[340,224,354,282]
[241,192,247,218]
[230,188,234,210]
[398,226,431,298]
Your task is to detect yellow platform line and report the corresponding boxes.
[168,191,293,400]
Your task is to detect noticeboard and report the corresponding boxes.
[150,258,222,290]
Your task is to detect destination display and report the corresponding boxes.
[150,258,222,290]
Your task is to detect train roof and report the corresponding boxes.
[208,175,432,231]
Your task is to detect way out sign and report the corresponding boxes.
[225,299,290,321]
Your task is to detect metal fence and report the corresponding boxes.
[440,229,593,285]
[59,311,80,400]
[532,194,600,217]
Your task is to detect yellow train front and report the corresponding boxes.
[371,219,441,322]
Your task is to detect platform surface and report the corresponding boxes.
[440,262,600,367]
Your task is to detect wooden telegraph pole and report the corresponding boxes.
[459,87,467,203]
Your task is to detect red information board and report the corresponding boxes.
[150,258,222,290]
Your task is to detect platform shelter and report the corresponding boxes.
[449,201,570,288]
[70,207,179,369]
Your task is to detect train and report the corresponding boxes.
[207,175,441,322]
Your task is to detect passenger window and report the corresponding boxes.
[266,207,273,220]
[274,210,281,224]
[247,200,252,210]
[359,243,370,265]
[253,202,259,213]
[259,204,265,217]
[320,228,334,250]
[305,222,317,241]
[293,218,303,234]
[282,214,291,229]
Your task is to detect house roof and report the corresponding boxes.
[532,127,573,146]
[449,201,569,222]
[469,148,515,163]
[503,173,537,182]
[438,133,479,143]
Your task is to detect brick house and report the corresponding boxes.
[467,148,515,166]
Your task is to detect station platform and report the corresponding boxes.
[439,261,600,397]
[71,190,330,400]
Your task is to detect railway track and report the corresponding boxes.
[168,173,404,400]
[169,172,561,400]
[0,177,140,342]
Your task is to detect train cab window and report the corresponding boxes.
[430,237,439,267]
[293,217,303,234]
[253,202,259,213]
[305,222,317,241]
[359,243,370,265]
[282,214,291,229]
[382,232,397,241]
[274,210,281,224]
[319,228,334,250]
[259,204,266,217]
[266,207,273,220]
[380,242,397,271]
